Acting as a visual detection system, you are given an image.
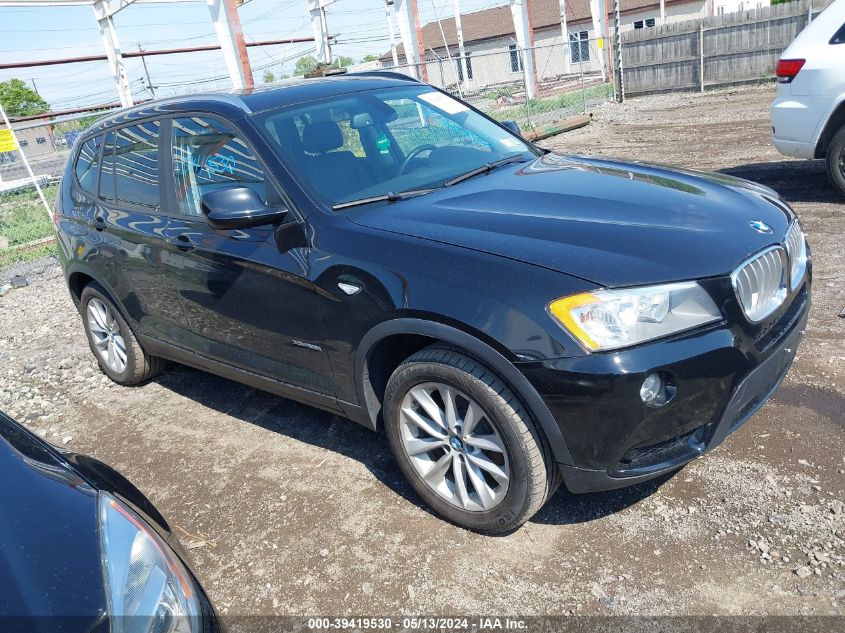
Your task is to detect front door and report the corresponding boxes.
[159,115,336,396]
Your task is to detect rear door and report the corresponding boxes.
[159,114,336,396]
[94,121,192,344]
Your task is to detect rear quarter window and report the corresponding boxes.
[831,23,845,45]
[74,135,103,194]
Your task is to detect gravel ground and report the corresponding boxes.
[0,84,843,618]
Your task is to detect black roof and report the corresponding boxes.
[86,73,417,135]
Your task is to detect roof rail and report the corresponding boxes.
[345,70,421,83]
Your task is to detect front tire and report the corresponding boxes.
[80,283,166,385]
[383,346,558,533]
[826,125,845,197]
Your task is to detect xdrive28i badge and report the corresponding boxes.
[749,220,774,234]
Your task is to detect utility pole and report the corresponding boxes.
[138,46,156,97]
[612,0,623,102]
[452,0,467,84]
[558,0,570,75]
[394,0,427,81]
[386,0,399,67]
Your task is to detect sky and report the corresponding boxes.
[0,0,505,112]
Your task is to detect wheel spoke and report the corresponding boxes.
[404,436,445,456]
[465,462,496,509]
[401,406,447,440]
[464,434,505,453]
[452,454,470,508]
[423,451,452,485]
[107,340,117,369]
[93,336,108,350]
[461,401,482,437]
[440,386,459,433]
[466,452,509,484]
[409,388,447,433]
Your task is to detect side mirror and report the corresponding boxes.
[201,187,287,230]
[501,120,521,136]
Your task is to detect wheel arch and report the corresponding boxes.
[815,96,845,159]
[354,317,574,465]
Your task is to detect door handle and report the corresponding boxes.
[167,234,195,251]
[91,216,107,231]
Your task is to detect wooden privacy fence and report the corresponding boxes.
[621,0,834,96]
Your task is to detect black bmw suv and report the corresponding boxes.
[55,73,810,533]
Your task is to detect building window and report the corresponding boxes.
[570,31,590,64]
[457,52,473,81]
[36,137,47,144]
[509,44,523,73]
[19,140,28,147]
[634,18,656,29]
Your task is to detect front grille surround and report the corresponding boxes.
[731,246,788,323]
[784,220,807,291]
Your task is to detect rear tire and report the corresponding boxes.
[383,345,559,533]
[80,283,166,385]
[826,125,845,197]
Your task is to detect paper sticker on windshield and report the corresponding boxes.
[419,91,468,115]
[500,138,520,148]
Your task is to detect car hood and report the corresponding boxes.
[347,153,795,287]
[0,415,105,630]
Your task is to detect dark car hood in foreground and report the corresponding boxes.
[0,415,105,630]
[348,154,795,287]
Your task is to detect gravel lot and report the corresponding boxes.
[1,84,843,618]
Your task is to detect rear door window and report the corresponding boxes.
[170,116,268,217]
[831,23,845,45]
[99,122,161,210]
[74,135,103,194]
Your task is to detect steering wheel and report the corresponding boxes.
[399,144,437,174]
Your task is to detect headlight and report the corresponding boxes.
[549,281,721,351]
[784,220,807,291]
[99,493,204,633]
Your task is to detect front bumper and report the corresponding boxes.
[518,277,810,494]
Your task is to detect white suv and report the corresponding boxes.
[770,0,845,196]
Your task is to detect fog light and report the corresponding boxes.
[640,373,662,404]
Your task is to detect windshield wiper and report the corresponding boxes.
[444,154,530,187]
[332,188,436,211]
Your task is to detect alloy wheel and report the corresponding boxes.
[86,297,128,374]
[398,382,510,512]
[839,145,845,180]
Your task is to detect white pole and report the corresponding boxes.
[92,1,133,107]
[452,0,467,84]
[509,0,536,99]
[0,105,51,218]
[207,0,250,89]
[559,0,571,75]
[588,0,608,81]
[394,0,424,80]
[386,0,400,67]
[660,0,666,23]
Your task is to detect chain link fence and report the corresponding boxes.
[377,39,614,133]
[0,118,68,282]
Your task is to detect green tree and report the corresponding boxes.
[295,55,319,76]
[0,78,49,117]
[334,55,354,68]
[362,54,380,62]
[262,70,275,83]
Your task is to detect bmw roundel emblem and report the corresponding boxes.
[749,220,773,234]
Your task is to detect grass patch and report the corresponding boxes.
[0,184,57,270]
[491,83,614,122]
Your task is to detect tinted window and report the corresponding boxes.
[74,135,102,194]
[99,123,160,209]
[171,116,268,217]
[831,23,845,45]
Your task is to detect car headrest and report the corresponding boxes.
[302,120,344,154]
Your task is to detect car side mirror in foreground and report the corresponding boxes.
[201,187,288,230]
[501,120,521,136]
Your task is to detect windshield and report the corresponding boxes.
[254,85,539,208]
